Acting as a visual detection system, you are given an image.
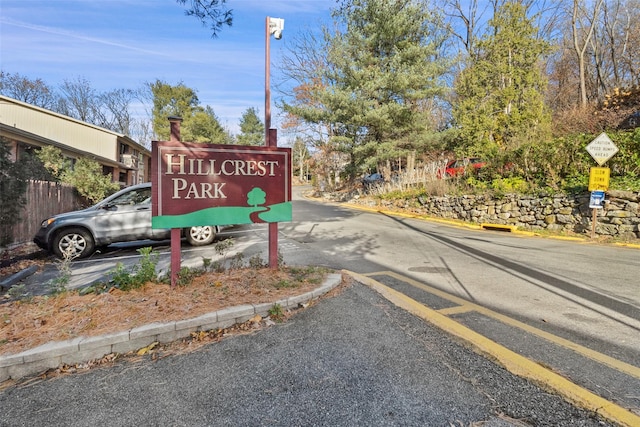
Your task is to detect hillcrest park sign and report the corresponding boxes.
[151,140,292,229]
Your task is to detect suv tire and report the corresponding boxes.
[185,226,216,246]
[53,227,95,259]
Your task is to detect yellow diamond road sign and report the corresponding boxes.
[586,132,618,166]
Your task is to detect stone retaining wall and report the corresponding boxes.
[364,190,640,240]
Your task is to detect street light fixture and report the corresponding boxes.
[270,17,284,40]
[265,16,284,268]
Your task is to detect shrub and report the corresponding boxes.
[490,177,531,195]
[108,247,159,291]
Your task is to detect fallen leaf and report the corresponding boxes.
[137,341,159,355]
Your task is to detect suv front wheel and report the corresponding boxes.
[53,227,95,259]
[185,226,216,246]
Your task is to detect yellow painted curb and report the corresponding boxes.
[345,270,640,427]
[305,194,638,248]
[339,203,483,230]
[615,242,640,249]
[481,223,516,232]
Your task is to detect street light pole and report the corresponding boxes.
[265,16,284,268]
[265,16,283,145]
[265,16,271,144]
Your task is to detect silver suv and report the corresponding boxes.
[33,183,219,259]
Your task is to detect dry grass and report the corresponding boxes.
[0,266,331,356]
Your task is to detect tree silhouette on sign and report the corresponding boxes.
[247,187,266,207]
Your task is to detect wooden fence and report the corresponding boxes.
[1,181,83,249]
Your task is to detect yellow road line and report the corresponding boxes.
[346,270,640,427]
[364,270,640,380]
[437,305,476,316]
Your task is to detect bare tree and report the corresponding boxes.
[1,70,154,145]
[597,0,640,89]
[620,0,640,86]
[98,88,138,135]
[0,71,57,109]
[442,0,561,68]
[441,0,484,59]
[528,0,564,41]
[277,29,334,147]
[58,76,101,123]
[546,39,580,112]
[572,0,604,108]
[128,117,155,149]
[600,0,625,88]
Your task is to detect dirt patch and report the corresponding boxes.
[0,266,336,356]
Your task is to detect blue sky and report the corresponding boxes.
[0,0,333,135]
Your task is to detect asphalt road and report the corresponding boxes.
[0,282,612,427]
[3,186,638,425]
[279,190,640,422]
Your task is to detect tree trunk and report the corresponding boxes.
[572,0,604,108]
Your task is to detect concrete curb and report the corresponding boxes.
[0,265,39,291]
[0,273,343,383]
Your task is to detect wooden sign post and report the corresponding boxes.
[585,133,618,239]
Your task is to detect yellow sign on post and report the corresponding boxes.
[588,167,610,191]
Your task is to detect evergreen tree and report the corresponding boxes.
[237,107,265,146]
[182,105,231,144]
[284,0,449,176]
[149,80,200,140]
[176,0,233,38]
[452,2,551,158]
[149,80,231,143]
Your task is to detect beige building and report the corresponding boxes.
[0,95,150,186]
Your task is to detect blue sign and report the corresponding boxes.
[589,191,605,209]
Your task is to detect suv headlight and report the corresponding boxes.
[41,218,56,228]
